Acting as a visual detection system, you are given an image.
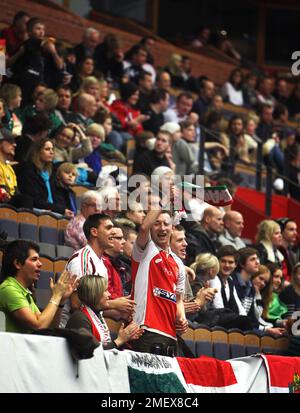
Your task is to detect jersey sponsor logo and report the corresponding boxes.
[153,287,176,303]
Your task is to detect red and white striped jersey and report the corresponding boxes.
[131,240,185,339]
[66,244,108,279]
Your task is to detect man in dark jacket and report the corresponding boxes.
[184,206,223,265]
[133,130,173,177]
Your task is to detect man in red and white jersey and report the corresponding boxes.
[130,204,188,355]
[60,213,135,327]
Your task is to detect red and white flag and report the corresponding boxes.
[176,355,267,393]
[261,355,300,393]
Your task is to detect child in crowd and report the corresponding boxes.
[53,162,77,216]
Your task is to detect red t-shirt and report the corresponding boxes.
[103,254,124,299]
[131,240,185,339]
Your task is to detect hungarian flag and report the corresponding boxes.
[261,355,300,393]
[124,350,188,393]
[176,355,267,393]
[180,182,233,207]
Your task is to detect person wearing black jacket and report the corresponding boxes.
[16,137,73,217]
[184,206,223,266]
[52,163,77,216]
[210,246,253,331]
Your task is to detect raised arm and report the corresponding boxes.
[136,200,162,250]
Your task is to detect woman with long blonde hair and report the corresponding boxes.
[255,219,284,267]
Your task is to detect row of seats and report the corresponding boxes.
[34,256,68,310]
[182,327,289,360]
[0,206,69,245]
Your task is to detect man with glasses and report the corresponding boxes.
[103,224,128,299]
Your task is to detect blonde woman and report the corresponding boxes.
[251,264,286,336]
[255,219,284,267]
[66,275,143,349]
[190,252,220,297]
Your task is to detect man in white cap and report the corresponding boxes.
[160,122,196,175]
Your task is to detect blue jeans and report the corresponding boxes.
[107,130,132,152]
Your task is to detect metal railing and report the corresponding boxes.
[198,124,300,217]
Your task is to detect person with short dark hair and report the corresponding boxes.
[164,92,195,124]
[133,130,173,177]
[231,247,260,318]
[14,113,52,162]
[111,82,149,139]
[0,239,77,333]
[141,88,170,135]
[210,245,253,331]
[192,79,215,122]
[277,218,299,283]
[61,213,136,327]
[130,205,188,356]
[9,17,64,105]
[1,11,30,56]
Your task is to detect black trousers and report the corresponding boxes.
[130,330,178,356]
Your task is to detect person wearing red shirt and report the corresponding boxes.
[103,225,126,299]
[130,200,188,356]
[1,11,29,57]
[111,82,149,138]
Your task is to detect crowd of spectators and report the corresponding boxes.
[0,11,300,358]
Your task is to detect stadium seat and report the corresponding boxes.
[275,336,289,355]
[182,328,195,341]
[56,245,73,258]
[35,271,52,310]
[53,258,68,277]
[0,219,18,239]
[194,327,213,357]
[244,332,261,356]
[39,242,56,258]
[228,329,246,359]
[57,219,69,245]
[38,213,59,244]
[211,328,229,360]
[18,210,39,241]
[39,255,54,272]
[0,205,19,238]
[260,334,277,354]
